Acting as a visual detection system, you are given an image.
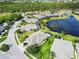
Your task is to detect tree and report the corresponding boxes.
[0,44,9,52]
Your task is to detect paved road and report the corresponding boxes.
[0,21,29,59]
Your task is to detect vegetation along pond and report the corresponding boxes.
[46,16,79,37]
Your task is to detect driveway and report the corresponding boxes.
[0,21,29,59]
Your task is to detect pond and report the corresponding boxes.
[46,16,79,37]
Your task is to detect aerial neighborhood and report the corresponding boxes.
[0,0,79,59]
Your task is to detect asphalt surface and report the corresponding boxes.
[0,21,29,59]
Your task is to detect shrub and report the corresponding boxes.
[0,44,9,52]
[0,36,7,42]
[0,13,23,24]
[27,44,40,54]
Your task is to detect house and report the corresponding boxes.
[33,14,46,19]
[23,31,51,46]
[0,23,8,35]
[24,17,39,23]
[20,24,39,31]
[21,13,25,17]
[51,38,74,59]
[74,12,79,15]
[52,13,61,17]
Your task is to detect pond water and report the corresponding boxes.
[46,16,79,37]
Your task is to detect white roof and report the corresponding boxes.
[24,31,50,45]
[52,13,60,16]
[51,38,74,59]
[74,12,79,14]
[24,17,39,23]
[21,24,38,31]
[21,13,25,17]
[33,14,46,19]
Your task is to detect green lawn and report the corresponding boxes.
[25,14,79,59]
[17,20,29,27]
[0,36,7,42]
[0,31,8,42]
[36,36,55,59]
[39,15,79,42]
[16,29,36,43]
[63,35,79,42]
[27,36,55,59]
[0,13,22,24]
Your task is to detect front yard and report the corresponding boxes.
[26,36,55,59]
[15,29,36,43]
[0,30,8,42]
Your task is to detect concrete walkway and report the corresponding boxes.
[0,21,29,59]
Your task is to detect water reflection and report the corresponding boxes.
[46,16,79,37]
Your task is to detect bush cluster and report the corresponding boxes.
[0,13,22,24]
[0,2,79,12]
